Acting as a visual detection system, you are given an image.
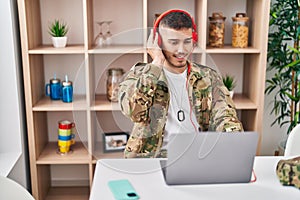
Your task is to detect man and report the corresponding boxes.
[118,9,243,158]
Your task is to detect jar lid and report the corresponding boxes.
[62,81,72,86]
[209,12,226,20]
[108,68,124,76]
[232,13,249,22]
[50,78,60,84]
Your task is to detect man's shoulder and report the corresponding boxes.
[131,62,147,70]
[130,62,162,78]
[191,62,218,75]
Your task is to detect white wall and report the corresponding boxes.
[0,0,30,189]
[261,68,288,155]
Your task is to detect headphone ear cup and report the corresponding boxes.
[157,34,162,47]
[192,31,198,44]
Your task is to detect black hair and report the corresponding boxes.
[159,12,193,30]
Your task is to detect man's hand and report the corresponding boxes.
[147,29,165,67]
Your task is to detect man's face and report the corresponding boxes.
[159,26,194,71]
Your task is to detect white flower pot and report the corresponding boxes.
[52,36,67,48]
[229,90,234,98]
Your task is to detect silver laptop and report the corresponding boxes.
[161,132,258,185]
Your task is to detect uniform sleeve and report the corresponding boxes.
[118,63,162,123]
[209,70,244,132]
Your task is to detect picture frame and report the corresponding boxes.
[102,132,129,153]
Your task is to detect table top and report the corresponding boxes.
[90,156,299,200]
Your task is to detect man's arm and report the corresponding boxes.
[118,63,162,123]
[209,70,244,132]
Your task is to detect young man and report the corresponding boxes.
[118,10,243,158]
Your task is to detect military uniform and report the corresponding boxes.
[118,62,243,158]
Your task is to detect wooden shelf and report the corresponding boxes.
[36,142,90,164]
[206,45,260,54]
[89,44,145,54]
[233,94,257,110]
[33,95,87,111]
[45,186,89,200]
[17,0,270,199]
[91,95,121,111]
[92,142,124,163]
[28,45,85,54]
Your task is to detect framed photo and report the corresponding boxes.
[103,132,129,153]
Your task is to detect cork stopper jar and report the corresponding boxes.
[232,13,249,48]
[208,12,226,48]
[106,68,124,102]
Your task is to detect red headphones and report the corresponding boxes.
[153,9,198,46]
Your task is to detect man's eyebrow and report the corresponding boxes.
[168,37,193,41]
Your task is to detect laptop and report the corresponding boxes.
[161,131,258,185]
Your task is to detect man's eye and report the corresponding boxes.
[170,41,178,45]
[184,39,192,44]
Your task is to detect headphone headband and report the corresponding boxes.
[153,9,198,45]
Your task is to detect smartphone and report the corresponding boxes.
[108,179,140,200]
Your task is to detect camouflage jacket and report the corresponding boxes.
[119,62,243,158]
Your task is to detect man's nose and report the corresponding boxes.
[177,42,184,53]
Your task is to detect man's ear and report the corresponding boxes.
[193,41,197,48]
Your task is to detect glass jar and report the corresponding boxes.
[61,80,73,103]
[45,78,61,100]
[208,12,226,48]
[106,68,124,102]
[232,13,249,48]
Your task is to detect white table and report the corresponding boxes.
[90,157,299,200]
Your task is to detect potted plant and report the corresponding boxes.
[48,19,69,48]
[222,74,236,98]
[265,0,300,135]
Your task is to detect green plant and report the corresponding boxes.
[48,19,68,37]
[222,74,236,91]
[265,0,300,134]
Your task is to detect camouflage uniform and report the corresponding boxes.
[119,62,243,158]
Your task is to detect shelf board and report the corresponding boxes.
[91,95,121,111]
[33,95,87,111]
[206,45,260,54]
[45,186,89,200]
[92,142,124,163]
[28,45,85,54]
[89,44,145,54]
[233,94,257,110]
[27,45,260,55]
[36,142,90,164]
